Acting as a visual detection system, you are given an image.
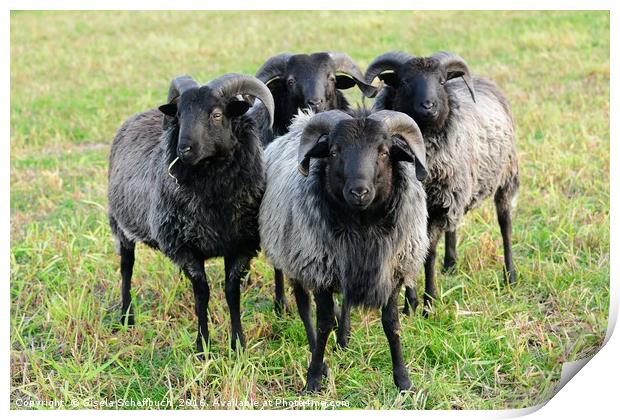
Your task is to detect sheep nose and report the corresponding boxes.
[349,187,370,200]
[306,98,324,108]
[421,100,435,110]
[178,145,192,156]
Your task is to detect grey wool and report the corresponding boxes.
[366,51,519,314]
[259,111,429,308]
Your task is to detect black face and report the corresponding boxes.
[283,53,357,113]
[159,87,250,166]
[384,59,450,131]
[317,120,411,212]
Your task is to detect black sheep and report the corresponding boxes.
[108,74,274,354]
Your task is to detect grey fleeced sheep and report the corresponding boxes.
[108,73,274,355]
[365,51,519,314]
[259,109,429,392]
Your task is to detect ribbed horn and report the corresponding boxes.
[432,51,476,102]
[364,51,413,85]
[207,73,275,128]
[369,110,428,181]
[328,52,377,98]
[298,110,352,176]
[256,53,293,86]
[167,75,199,103]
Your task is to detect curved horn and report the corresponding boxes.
[256,53,293,86]
[207,73,275,128]
[328,52,377,98]
[432,51,476,102]
[364,51,412,85]
[369,110,428,181]
[167,75,199,103]
[298,110,352,176]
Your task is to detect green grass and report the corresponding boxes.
[10,11,609,410]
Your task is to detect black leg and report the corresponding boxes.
[382,287,412,392]
[402,286,418,316]
[336,298,351,348]
[423,225,443,317]
[293,282,316,352]
[224,255,249,351]
[181,259,210,355]
[119,242,135,326]
[274,268,289,315]
[495,186,517,285]
[304,289,335,393]
[443,230,458,273]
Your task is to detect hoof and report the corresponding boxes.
[230,336,246,352]
[303,378,322,394]
[336,336,349,349]
[396,378,412,392]
[505,269,517,286]
[274,299,289,316]
[321,362,329,378]
[442,260,457,274]
[119,313,135,327]
[394,369,412,392]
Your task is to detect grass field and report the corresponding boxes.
[10,11,610,410]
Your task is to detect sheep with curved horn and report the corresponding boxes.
[366,51,519,316]
[108,73,274,355]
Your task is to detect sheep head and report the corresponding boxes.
[365,51,476,132]
[298,110,427,213]
[158,74,274,166]
[256,52,377,116]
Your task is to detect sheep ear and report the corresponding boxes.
[404,136,428,182]
[378,71,399,87]
[264,76,285,90]
[335,74,357,90]
[159,103,178,130]
[390,137,415,163]
[393,137,428,181]
[159,103,177,117]
[298,135,329,177]
[225,100,251,118]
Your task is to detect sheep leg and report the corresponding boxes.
[274,268,289,315]
[304,289,335,393]
[181,259,211,356]
[382,287,412,391]
[293,282,316,352]
[402,286,418,316]
[494,187,517,285]
[336,298,351,348]
[119,242,136,326]
[423,224,443,317]
[224,255,249,351]
[443,230,458,273]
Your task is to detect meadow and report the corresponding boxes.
[10,10,610,409]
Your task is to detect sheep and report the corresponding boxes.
[250,51,377,314]
[365,51,519,315]
[259,109,430,392]
[108,73,275,355]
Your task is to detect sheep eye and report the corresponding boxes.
[330,150,338,157]
[380,151,389,158]
[440,79,446,86]
[287,78,296,86]
[328,75,336,82]
[212,112,223,120]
